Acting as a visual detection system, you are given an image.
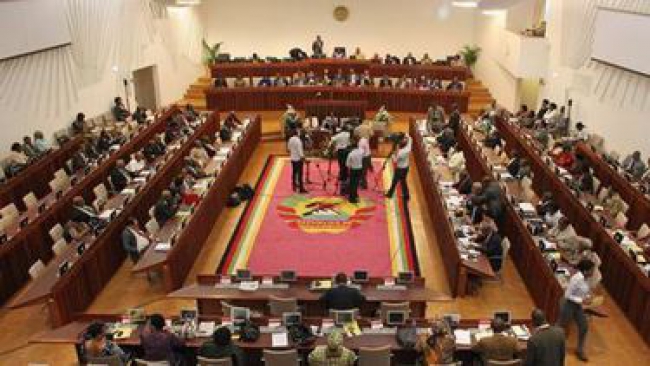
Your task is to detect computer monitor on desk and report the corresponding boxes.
[386,310,408,326]
[396,271,414,284]
[332,309,357,326]
[493,311,511,325]
[282,312,302,326]
[231,307,250,326]
[236,269,252,281]
[181,309,198,322]
[280,270,297,282]
[352,270,369,283]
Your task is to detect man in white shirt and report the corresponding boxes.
[385,134,411,200]
[358,136,371,189]
[346,140,364,203]
[557,259,595,361]
[287,129,307,193]
[126,152,146,174]
[331,127,351,184]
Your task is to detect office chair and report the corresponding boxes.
[487,359,522,366]
[268,296,298,317]
[22,192,39,211]
[197,356,233,366]
[85,353,123,366]
[358,345,391,366]
[262,349,300,366]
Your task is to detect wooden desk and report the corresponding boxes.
[168,275,450,318]
[205,87,469,114]
[495,118,650,344]
[32,314,529,365]
[409,121,495,297]
[0,135,83,211]
[575,142,650,230]
[19,113,220,327]
[133,117,261,292]
[0,109,174,307]
[303,99,367,120]
[211,59,469,80]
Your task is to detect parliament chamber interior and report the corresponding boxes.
[0,0,649,365]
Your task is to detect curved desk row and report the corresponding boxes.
[205,87,469,114]
[211,59,469,80]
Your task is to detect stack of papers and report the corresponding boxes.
[197,321,216,337]
[271,332,289,347]
[454,329,472,345]
[518,202,536,213]
[155,242,171,252]
[239,281,259,292]
[512,325,530,340]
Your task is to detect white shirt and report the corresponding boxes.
[358,137,371,157]
[575,129,588,141]
[565,271,591,305]
[346,148,364,170]
[287,136,304,162]
[394,136,412,169]
[126,159,145,174]
[545,210,563,228]
[332,131,350,151]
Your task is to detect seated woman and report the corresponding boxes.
[81,322,128,364]
[199,326,246,365]
[415,319,456,365]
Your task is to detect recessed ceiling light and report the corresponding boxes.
[452,1,479,8]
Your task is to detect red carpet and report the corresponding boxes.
[218,156,418,277]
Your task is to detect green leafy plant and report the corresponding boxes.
[459,45,481,69]
[202,39,223,65]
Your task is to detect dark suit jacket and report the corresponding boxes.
[507,157,521,177]
[320,285,366,311]
[154,199,177,225]
[472,333,519,363]
[110,167,130,192]
[482,232,503,271]
[524,325,565,366]
[71,205,98,224]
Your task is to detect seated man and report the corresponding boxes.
[190,141,210,167]
[320,273,365,311]
[144,136,166,161]
[82,322,128,362]
[308,330,355,366]
[446,77,464,91]
[233,75,248,88]
[475,222,503,272]
[71,196,106,231]
[109,159,132,192]
[273,73,289,87]
[199,326,246,365]
[378,75,393,88]
[112,97,130,121]
[472,317,520,363]
[403,52,417,65]
[6,142,29,167]
[154,190,179,226]
[126,152,146,174]
[132,106,148,124]
[426,104,445,134]
[622,151,647,179]
[214,77,228,88]
[22,136,39,159]
[121,217,151,263]
[351,47,365,60]
[257,76,272,87]
[420,53,433,65]
[550,217,578,246]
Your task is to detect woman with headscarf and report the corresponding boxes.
[415,319,456,365]
[308,329,356,365]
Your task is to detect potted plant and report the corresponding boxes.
[202,39,223,74]
[459,45,481,69]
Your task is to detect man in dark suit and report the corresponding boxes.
[479,177,505,224]
[154,190,179,226]
[477,222,503,272]
[110,159,131,192]
[507,150,522,177]
[112,97,130,121]
[525,309,565,366]
[71,196,106,232]
[320,273,365,311]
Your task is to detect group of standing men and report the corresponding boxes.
[287,119,412,204]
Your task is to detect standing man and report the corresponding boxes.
[288,129,307,193]
[358,134,371,189]
[331,126,351,184]
[385,134,411,200]
[557,259,595,362]
[346,140,363,203]
[525,309,565,366]
[312,35,324,58]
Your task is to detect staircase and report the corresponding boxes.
[466,79,494,117]
[178,76,495,118]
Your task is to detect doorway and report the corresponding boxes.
[132,65,159,110]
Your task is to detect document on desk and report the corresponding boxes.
[154,242,171,252]
[99,209,116,220]
[454,329,472,345]
[271,332,289,347]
